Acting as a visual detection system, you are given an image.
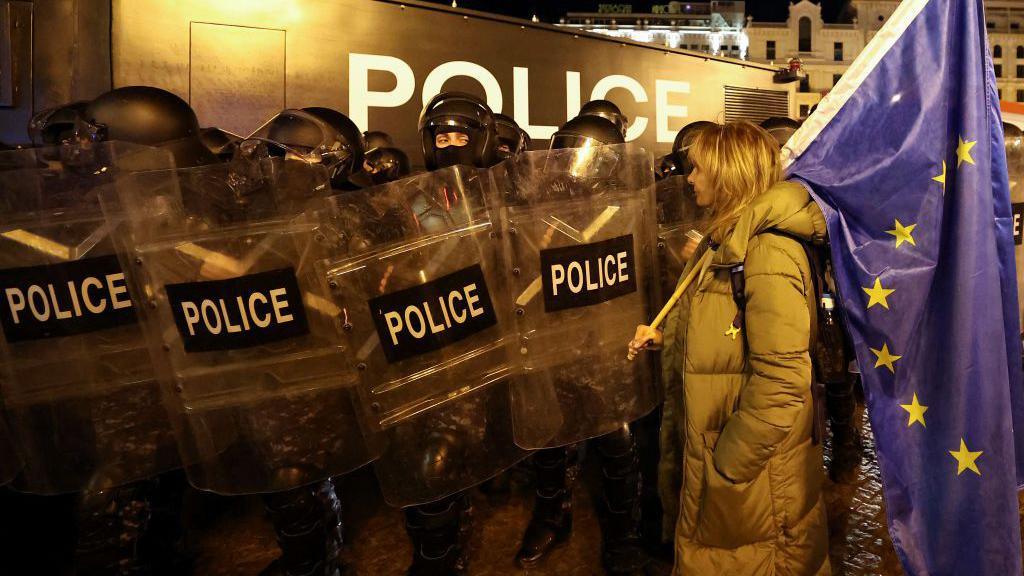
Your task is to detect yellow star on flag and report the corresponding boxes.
[956,136,977,167]
[932,160,946,193]
[886,219,917,248]
[870,342,902,373]
[725,323,741,340]
[899,393,928,427]
[949,438,982,476]
[863,277,895,310]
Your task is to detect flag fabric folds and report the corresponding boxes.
[784,0,1024,573]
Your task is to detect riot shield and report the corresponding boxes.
[0,142,180,494]
[500,144,660,449]
[315,165,545,506]
[104,156,377,495]
[656,175,706,306]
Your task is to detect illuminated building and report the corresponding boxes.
[557,2,749,59]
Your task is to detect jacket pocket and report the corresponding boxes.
[694,431,774,549]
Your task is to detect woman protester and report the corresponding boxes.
[630,121,831,575]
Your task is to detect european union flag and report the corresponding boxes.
[784,0,1024,573]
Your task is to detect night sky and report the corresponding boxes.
[424,1,853,24]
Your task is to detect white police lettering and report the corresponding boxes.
[3,272,132,325]
[180,288,296,337]
[347,54,687,143]
[383,283,486,346]
[550,252,630,296]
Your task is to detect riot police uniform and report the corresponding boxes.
[512,114,652,575]
[240,107,369,576]
[0,86,206,575]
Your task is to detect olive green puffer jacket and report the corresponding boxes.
[659,181,831,575]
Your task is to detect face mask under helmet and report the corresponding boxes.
[418,91,497,170]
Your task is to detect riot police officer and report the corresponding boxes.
[759,116,801,150]
[578,99,629,139]
[82,86,219,168]
[199,127,243,162]
[27,101,89,147]
[514,114,649,575]
[656,120,715,181]
[395,91,507,576]
[361,146,411,186]
[494,113,530,160]
[80,92,368,576]
[363,130,394,153]
[16,85,216,576]
[215,105,368,576]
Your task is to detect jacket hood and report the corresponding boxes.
[712,180,827,266]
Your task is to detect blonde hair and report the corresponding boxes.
[687,121,781,243]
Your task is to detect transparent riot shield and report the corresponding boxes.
[656,175,706,307]
[0,143,180,494]
[315,165,546,506]
[104,156,377,495]
[500,144,661,449]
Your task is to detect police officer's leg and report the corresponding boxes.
[516,445,578,567]
[596,423,649,575]
[261,477,346,576]
[75,479,157,576]
[404,491,472,576]
[827,373,864,483]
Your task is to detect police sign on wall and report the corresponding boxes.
[111,0,792,157]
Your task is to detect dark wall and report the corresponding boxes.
[0,0,111,145]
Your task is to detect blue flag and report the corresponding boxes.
[784,0,1024,573]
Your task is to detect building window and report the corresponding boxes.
[800,76,810,93]
[766,40,776,60]
[1017,89,1024,102]
[834,42,843,61]
[999,88,1004,100]
[995,45,1003,58]
[996,64,1003,77]
[799,17,812,52]
[833,74,843,86]
[1017,65,1023,77]
[1013,22,1021,31]
[1018,46,1024,58]
[800,104,810,117]
[988,21,995,29]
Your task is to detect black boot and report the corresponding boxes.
[515,446,578,568]
[827,375,863,484]
[74,480,156,576]
[261,477,346,576]
[404,493,471,576]
[597,425,649,576]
